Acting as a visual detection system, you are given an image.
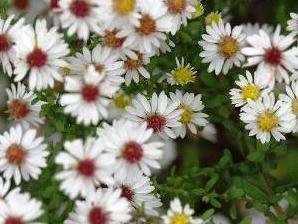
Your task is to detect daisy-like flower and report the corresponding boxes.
[166,57,197,86]
[114,171,162,216]
[0,125,48,185]
[242,26,298,86]
[6,83,45,128]
[205,11,222,26]
[199,22,246,75]
[121,51,151,85]
[125,91,182,139]
[162,198,204,224]
[240,93,296,144]
[170,90,208,138]
[0,190,43,223]
[58,0,101,41]
[60,65,119,126]
[164,0,197,35]
[13,19,69,90]
[279,81,298,132]
[55,138,115,199]
[287,13,298,33]
[108,90,131,120]
[98,119,164,177]
[65,188,131,224]
[68,45,125,84]
[0,15,25,76]
[118,0,172,54]
[229,70,271,108]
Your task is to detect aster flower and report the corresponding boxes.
[65,188,131,224]
[199,22,246,75]
[287,13,298,33]
[58,0,101,41]
[13,19,69,90]
[242,26,298,86]
[229,70,271,108]
[98,119,164,177]
[114,171,162,216]
[55,138,115,199]
[6,83,45,128]
[0,15,25,76]
[108,90,131,120]
[205,11,222,26]
[125,91,182,139]
[60,65,119,126]
[162,198,204,224]
[240,93,296,144]
[170,90,209,138]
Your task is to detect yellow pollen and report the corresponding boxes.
[113,0,136,15]
[192,3,204,19]
[257,111,278,132]
[63,67,71,75]
[173,67,195,85]
[113,93,130,109]
[219,36,239,58]
[205,11,222,25]
[292,99,298,115]
[94,63,104,73]
[170,213,189,224]
[179,104,193,124]
[241,84,260,101]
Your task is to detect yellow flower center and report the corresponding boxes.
[179,104,193,124]
[173,67,195,85]
[241,84,260,101]
[257,111,278,132]
[170,213,189,224]
[192,3,204,19]
[63,67,71,75]
[113,0,136,15]
[113,93,130,109]
[167,0,186,14]
[219,36,239,58]
[292,99,298,116]
[205,11,222,25]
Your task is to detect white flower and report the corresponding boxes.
[0,125,49,185]
[55,138,115,199]
[118,0,172,54]
[125,91,182,139]
[240,93,296,144]
[114,171,162,216]
[13,19,69,90]
[98,119,164,177]
[60,65,119,126]
[65,188,131,224]
[201,123,217,143]
[287,13,298,33]
[199,22,246,75]
[242,23,273,38]
[58,0,101,41]
[164,0,197,35]
[0,178,11,199]
[68,45,125,84]
[170,90,208,138]
[162,198,204,224]
[0,190,44,223]
[242,26,298,86]
[6,83,45,128]
[279,81,298,132]
[107,90,131,120]
[0,15,25,76]
[229,70,271,108]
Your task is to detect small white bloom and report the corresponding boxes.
[200,123,218,143]
[162,198,204,224]
[13,19,69,90]
[55,138,115,199]
[98,119,164,177]
[199,22,246,75]
[0,125,49,185]
[125,91,182,139]
[170,90,208,138]
[240,93,296,144]
[65,188,131,224]
[107,90,131,120]
[6,83,45,128]
[287,13,298,33]
[60,65,119,126]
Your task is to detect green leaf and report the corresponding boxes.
[240,217,252,224]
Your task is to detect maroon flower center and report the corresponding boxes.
[88,207,107,224]
[51,0,59,9]
[77,159,95,177]
[27,48,47,68]
[264,47,282,66]
[13,0,29,10]
[0,34,11,52]
[70,0,90,17]
[5,217,24,224]
[121,186,134,201]
[81,84,100,102]
[122,141,143,163]
[145,114,166,133]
